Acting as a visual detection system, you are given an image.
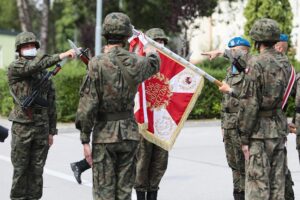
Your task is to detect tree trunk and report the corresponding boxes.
[16,0,32,32]
[39,0,50,53]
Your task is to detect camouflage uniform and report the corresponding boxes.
[295,74,300,162]
[277,34,295,200]
[8,32,59,200]
[75,13,160,200]
[134,28,168,200]
[221,66,245,197]
[237,19,291,200]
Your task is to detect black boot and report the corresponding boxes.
[233,190,239,200]
[136,191,146,200]
[147,191,157,200]
[70,159,91,184]
[239,191,245,200]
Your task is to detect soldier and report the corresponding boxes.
[202,37,250,200]
[203,34,294,200]
[222,37,249,200]
[275,33,295,200]
[75,12,160,200]
[8,31,76,200]
[291,70,300,163]
[134,28,169,200]
[235,19,291,200]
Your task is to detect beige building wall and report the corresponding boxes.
[189,0,300,63]
[0,30,18,68]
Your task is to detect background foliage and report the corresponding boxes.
[244,0,293,43]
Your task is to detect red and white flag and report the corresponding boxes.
[129,33,204,151]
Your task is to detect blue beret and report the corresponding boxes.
[228,37,251,48]
[280,34,288,42]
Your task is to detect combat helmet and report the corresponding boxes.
[15,31,40,52]
[146,28,169,44]
[102,12,132,37]
[249,18,280,42]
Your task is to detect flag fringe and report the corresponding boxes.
[138,76,205,151]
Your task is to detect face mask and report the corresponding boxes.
[231,65,238,74]
[156,43,165,48]
[22,48,37,57]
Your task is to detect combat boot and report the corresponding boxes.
[238,191,245,200]
[70,159,90,184]
[147,191,157,200]
[136,191,146,200]
[233,190,240,200]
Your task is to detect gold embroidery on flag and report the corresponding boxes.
[146,73,172,109]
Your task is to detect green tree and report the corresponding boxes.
[0,0,20,31]
[53,0,219,55]
[244,0,293,40]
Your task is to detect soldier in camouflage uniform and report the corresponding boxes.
[8,31,75,200]
[202,37,250,200]
[291,72,300,163]
[134,28,169,200]
[235,19,291,200]
[221,37,250,200]
[75,12,160,200]
[275,33,295,200]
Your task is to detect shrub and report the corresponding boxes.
[0,70,13,116]
[189,58,229,119]
[53,60,86,121]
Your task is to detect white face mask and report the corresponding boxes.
[22,48,37,57]
[157,43,165,48]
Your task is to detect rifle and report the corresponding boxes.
[0,125,8,142]
[68,39,90,66]
[21,63,62,109]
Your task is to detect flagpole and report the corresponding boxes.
[132,29,223,87]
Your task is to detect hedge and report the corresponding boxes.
[0,57,298,121]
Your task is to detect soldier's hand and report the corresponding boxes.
[144,45,157,54]
[48,134,54,147]
[83,143,93,166]
[59,49,77,60]
[288,123,296,134]
[242,145,250,161]
[219,82,232,94]
[201,50,223,60]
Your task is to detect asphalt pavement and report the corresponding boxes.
[0,118,299,200]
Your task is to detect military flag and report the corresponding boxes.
[129,32,205,151]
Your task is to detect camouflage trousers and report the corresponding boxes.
[245,138,286,200]
[284,147,294,200]
[223,129,245,192]
[92,140,138,200]
[10,122,49,200]
[134,137,168,192]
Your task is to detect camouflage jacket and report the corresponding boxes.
[238,48,291,144]
[7,53,60,135]
[294,73,300,137]
[221,69,245,129]
[76,46,160,144]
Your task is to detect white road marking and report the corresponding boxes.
[0,155,92,187]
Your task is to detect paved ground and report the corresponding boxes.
[0,118,300,200]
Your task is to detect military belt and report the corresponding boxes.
[296,107,300,114]
[258,109,281,117]
[98,111,132,121]
[224,107,239,113]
